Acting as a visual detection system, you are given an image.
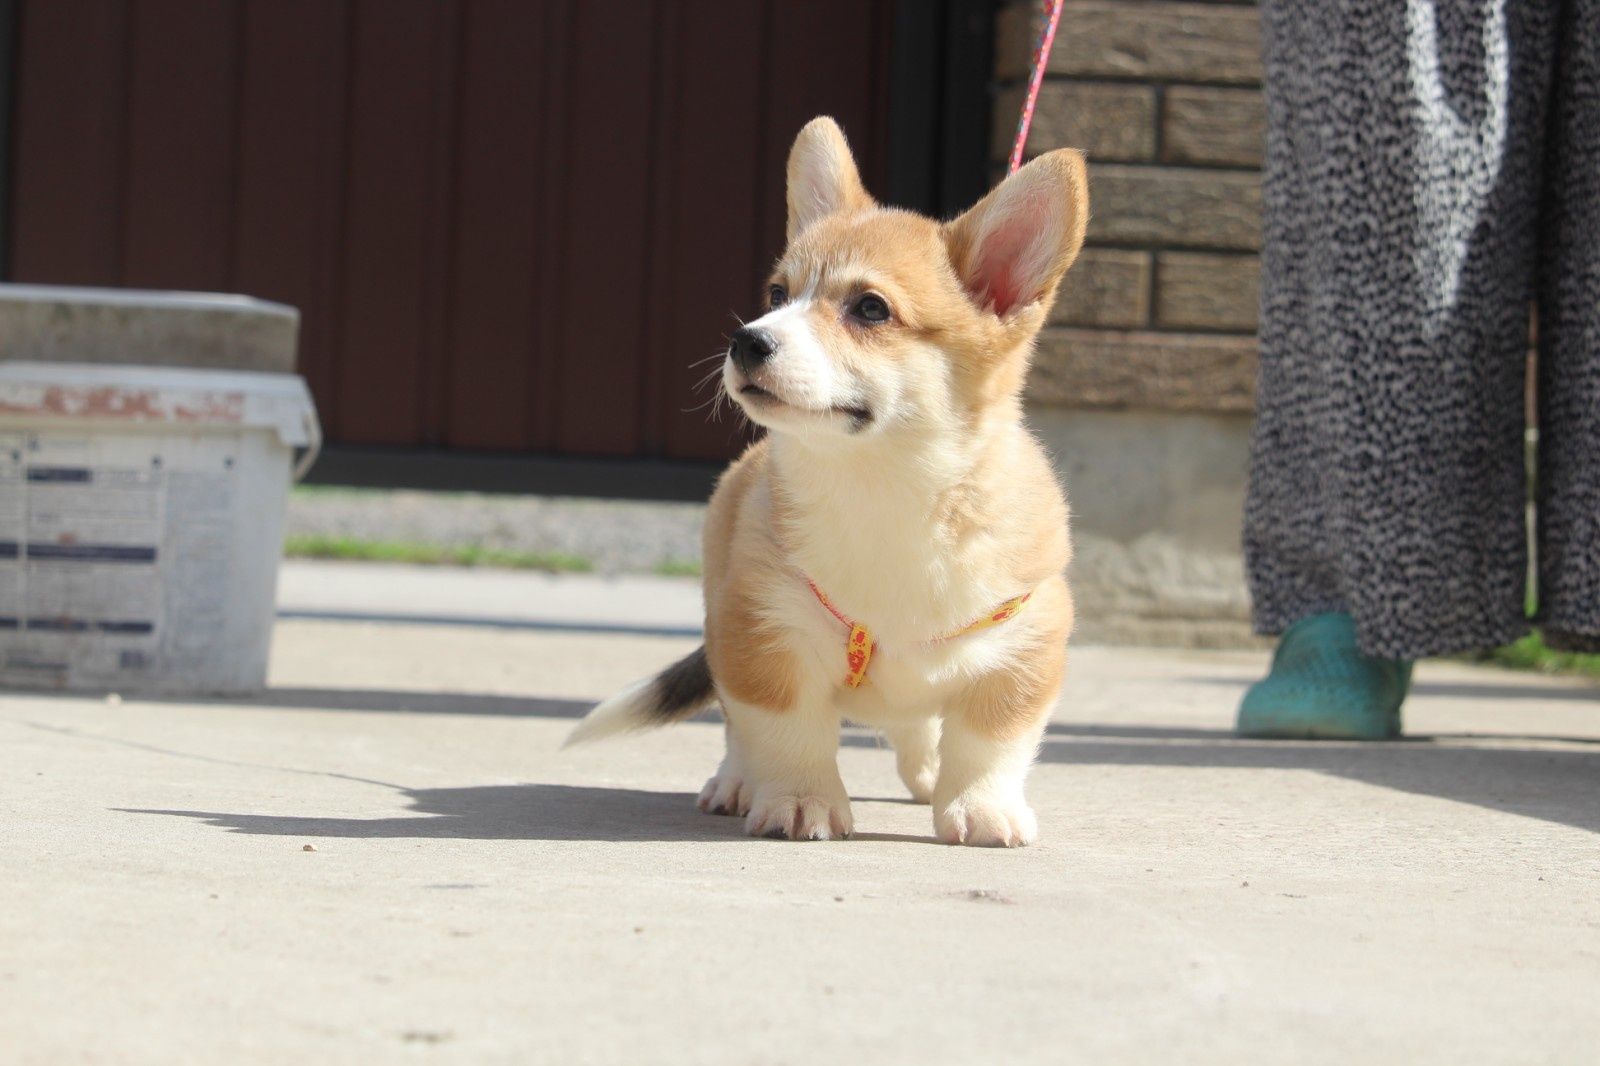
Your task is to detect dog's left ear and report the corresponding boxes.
[787,116,873,242]
[945,150,1088,318]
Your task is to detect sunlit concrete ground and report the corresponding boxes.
[4,562,1597,1064]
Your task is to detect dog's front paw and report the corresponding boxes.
[935,794,1037,847]
[745,791,853,841]
[697,770,750,817]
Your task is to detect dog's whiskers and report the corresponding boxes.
[690,366,725,394]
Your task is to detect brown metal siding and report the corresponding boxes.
[233,0,350,427]
[8,0,130,285]
[448,0,550,453]
[5,0,892,463]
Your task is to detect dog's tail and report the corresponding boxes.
[563,645,717,747]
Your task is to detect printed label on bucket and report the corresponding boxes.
[0,430,238,688]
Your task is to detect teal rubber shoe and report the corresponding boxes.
[1237,613,1413,740]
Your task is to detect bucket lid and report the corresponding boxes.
[0,361,322,475]
[0,284,298,374]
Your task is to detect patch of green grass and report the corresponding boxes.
[652,559,702,578]
[284,535,592,574]
[1474,570,1600,679]
[290,485,386,499]
[1473,631,1600,681]
[291,485,474,501]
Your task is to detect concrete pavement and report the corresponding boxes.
[3,561,1598,1064]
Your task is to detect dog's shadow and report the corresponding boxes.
[124,783,751,843]
[121,783,930,844]
[98,686,929,844]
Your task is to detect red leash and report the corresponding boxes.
[1007,0,1065,175]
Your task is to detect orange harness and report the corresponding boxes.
[806,579,1033,688]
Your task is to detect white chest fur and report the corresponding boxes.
[759,563,1034,728]
[767,434,1021,645]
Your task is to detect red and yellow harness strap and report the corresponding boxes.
[806,580,1033,689]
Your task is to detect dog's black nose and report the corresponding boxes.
[728,326,776,370]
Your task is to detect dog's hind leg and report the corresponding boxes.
[882,717,940,804]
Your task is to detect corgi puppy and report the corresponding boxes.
[568,116,1087,847]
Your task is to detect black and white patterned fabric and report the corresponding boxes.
[1245,0,1600,658]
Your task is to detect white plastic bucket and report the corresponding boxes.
[0,361,320,694]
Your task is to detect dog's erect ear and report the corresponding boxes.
[786,117,872,242]
[944,150,1088,318]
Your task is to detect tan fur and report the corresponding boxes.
[702,441,801,713]
[785,118,873,242]
[955,575,1073,739]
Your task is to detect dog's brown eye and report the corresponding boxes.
[768,284,788,309]
[851,293,891,324]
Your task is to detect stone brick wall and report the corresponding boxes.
[995,0,1264,414]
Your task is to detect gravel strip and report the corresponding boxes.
[286,489,706,575]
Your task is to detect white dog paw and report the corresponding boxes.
[935,795,1038,848]
[745,793,853,841]
[697,772,749,817]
